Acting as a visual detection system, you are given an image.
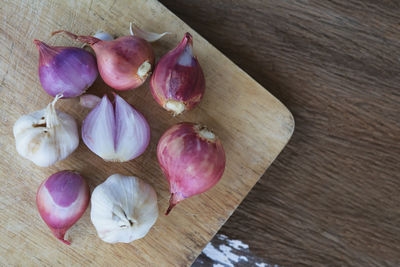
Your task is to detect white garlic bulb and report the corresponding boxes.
[90,174,159,243]
[13,94,79,167]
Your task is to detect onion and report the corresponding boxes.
[157,122,225,214]
[150,33,205,115]
[52,30,154,91]
[34,40,98,98]
[36,170,90,245]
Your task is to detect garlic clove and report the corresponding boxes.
[129,22,169,42]
[90,174,158,243]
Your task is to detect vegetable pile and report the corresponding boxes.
[13,24,226,245]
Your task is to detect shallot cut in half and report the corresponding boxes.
[157,122,225,215]
[36,171,90,245]
[150,33,205,116]
[52,30,154,91]
[34,40,98,98]
[81,94,150,162]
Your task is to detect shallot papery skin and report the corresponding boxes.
[52,31,155,91]
[34,40,98,98]
[150,33,205,115]
[81,94,150,162]
[36,171,90,245]
[157,122,225,214]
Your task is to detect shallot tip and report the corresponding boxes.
[52,30,101,45]
[51,228,71,245]
[165,193,183,215]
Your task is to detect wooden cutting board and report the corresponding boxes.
[0,0,294,265]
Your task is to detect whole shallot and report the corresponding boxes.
[157,122,225,214]
[150,33,205,115]
[36,171,90,245]
[34,39,98,98]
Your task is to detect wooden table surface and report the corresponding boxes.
[158,1,400,266]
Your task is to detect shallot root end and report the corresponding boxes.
[165,100,185,116]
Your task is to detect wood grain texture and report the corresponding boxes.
[0,0,293,266]
[158,1,400,266]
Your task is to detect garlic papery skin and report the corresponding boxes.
[93,30,114,41]
[90,174,159,243]
[81,94,150,162]
[13,95,79,167]
[129,22,169,42]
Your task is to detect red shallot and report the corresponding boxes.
[36,170,90,245]
[34,40,98,98]
[157,122,225,214]
[150,33,205,115]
